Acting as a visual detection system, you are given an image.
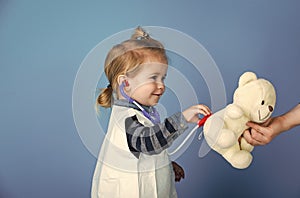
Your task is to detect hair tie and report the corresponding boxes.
[107,84,112,89]
[136,32,150,40]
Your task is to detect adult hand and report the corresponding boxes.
[243,117,278,146]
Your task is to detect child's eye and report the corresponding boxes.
[150,76,157,80]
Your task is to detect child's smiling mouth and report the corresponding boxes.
[153,93,163,97]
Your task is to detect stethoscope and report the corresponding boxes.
[119,81,211,155]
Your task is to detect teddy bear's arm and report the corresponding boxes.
[226,104,244,119]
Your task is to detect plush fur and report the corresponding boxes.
[203,71,276,169]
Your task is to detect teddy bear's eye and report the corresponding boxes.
[261,100,265,105]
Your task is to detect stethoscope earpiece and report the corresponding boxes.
[124,80,129,87]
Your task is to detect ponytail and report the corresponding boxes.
[97,85,113,108]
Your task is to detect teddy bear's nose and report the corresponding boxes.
[268,105,273,112]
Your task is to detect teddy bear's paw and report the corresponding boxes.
[240,137,254,152]
[230,150,253,169]
[215,129,236,149]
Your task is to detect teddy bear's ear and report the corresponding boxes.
[238,71,257,87]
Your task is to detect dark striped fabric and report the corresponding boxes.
[125,112,188,158]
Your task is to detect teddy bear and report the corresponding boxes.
[203,71,276,169]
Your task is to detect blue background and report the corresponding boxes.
[1,0,300,197]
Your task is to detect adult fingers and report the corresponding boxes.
[243,129,264,146]
[246,122,264,134]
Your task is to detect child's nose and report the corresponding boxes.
[157,82,165,89]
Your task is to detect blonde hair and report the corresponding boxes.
[97,26,168,108]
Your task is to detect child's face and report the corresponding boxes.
[127,61,168,106]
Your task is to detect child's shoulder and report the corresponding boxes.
[112,105,137,116]
[112,105,153,126]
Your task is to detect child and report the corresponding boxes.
[91,26,211,198]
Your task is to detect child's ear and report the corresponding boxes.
[117,75,125,86]
[117,75,129,87]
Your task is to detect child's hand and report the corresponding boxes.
[171,161,185,182]
[182,104,211,123]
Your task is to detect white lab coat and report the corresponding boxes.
[91,105,177,198]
